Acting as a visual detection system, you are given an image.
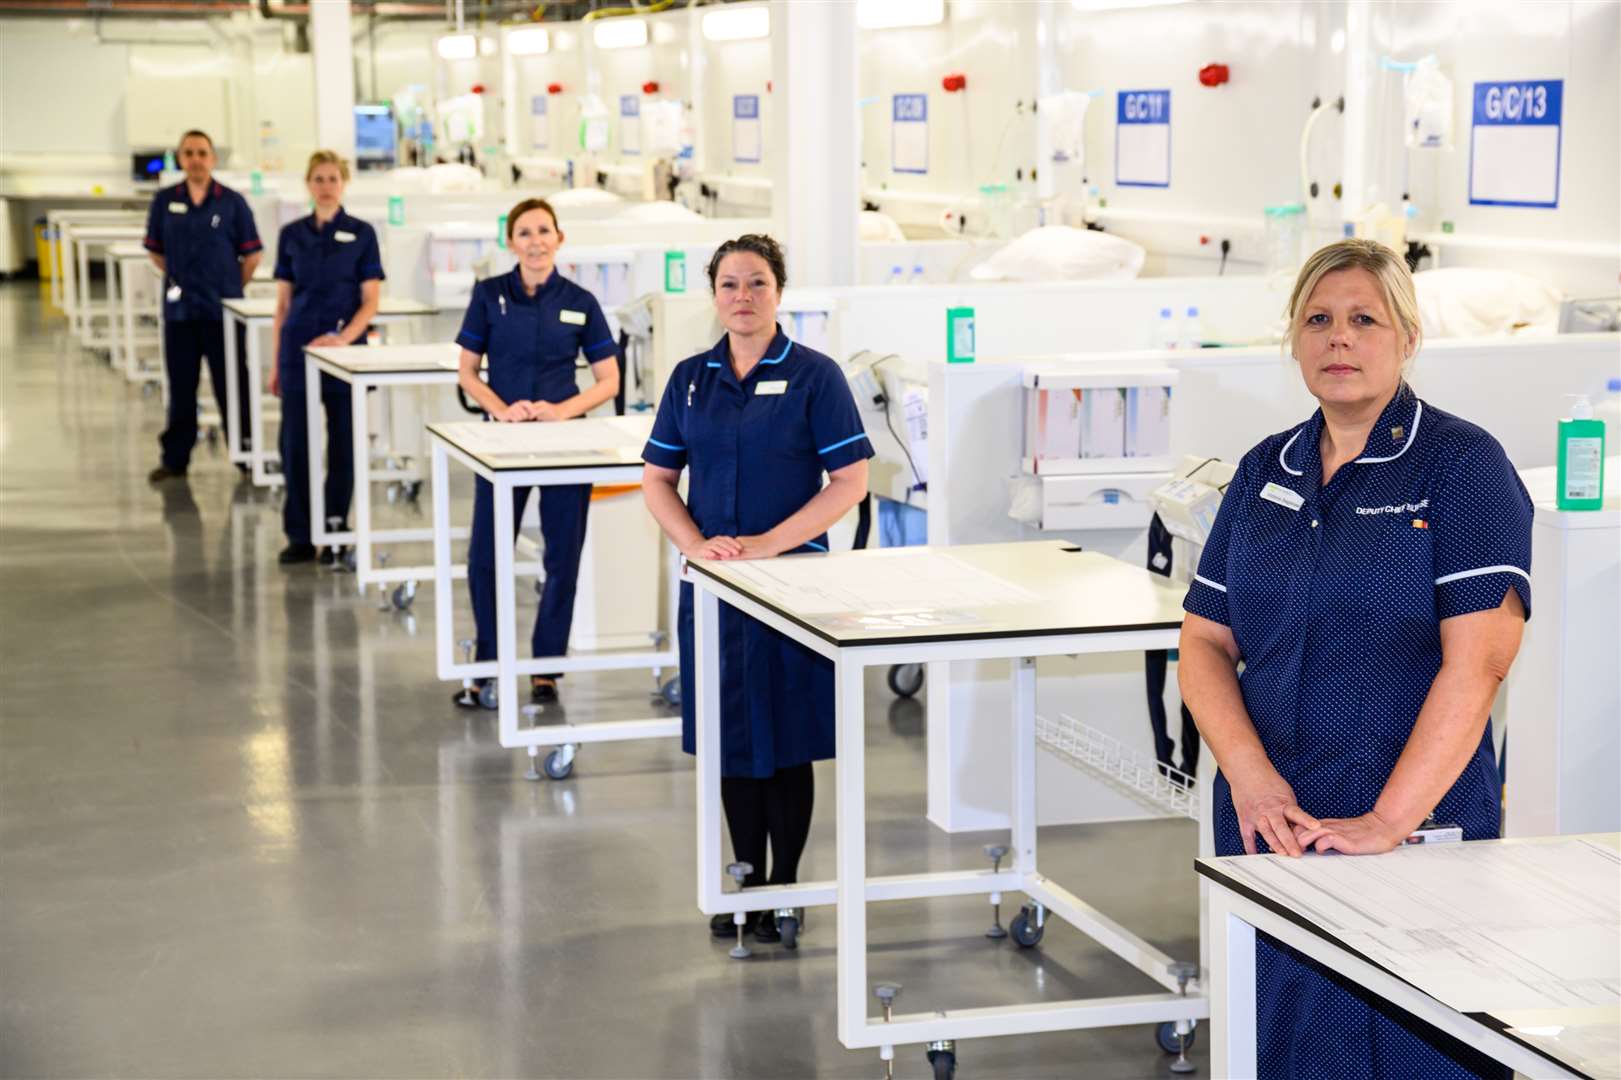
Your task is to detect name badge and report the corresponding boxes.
[755,380,788,396]
[559,309,586,325]
[334,230,356,243]
[168,202,188,214]
[1260,482,1304,511]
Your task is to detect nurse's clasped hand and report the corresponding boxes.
[1226,763,1320,857]
[682,534,781,561]
[1292,811,1405,856]
[268,335,347,398]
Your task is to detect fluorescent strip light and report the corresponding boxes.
[436,33,477,61]
[1070,0,1189,11]
[857,0,945,30]
[702,7,769,41]
[592,18,648,50]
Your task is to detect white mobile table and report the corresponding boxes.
[686,541,1206,1075]
[107,242,163,384]
[46,208,143,319]
[1200,833,1620,1080]
[223,295,440,486]
[67,222,144,349]
[304,343,465,602]
[428,416,680,780]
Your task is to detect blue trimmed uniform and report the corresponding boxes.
[272,209,385,546]
[143,179,262,470]
[642,329,874,778]
[1186,384,1531,1080]
[455,268,617,667]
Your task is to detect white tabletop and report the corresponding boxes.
[688,541,1188,647]
[222,296,439,319]
[307,342,462,375]
[428,415,654,472]
[1198,833,1621,1078]
[67,224,144,242]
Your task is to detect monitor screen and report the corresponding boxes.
[355,105,396,170]
[132,150,166,184]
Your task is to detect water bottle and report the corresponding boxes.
[888,265,905,286]
[1181,305,1205,350]
[1153,307,1178,350]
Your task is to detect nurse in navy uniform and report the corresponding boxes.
[268,151,384,565]
[641,234,872,943]
[143,129,262,483]
[453,198,620,705]
[1180,239,1531,1080]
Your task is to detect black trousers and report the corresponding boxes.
[720,764,814,892]
[1147,514,1200,777]
[159,319,250,471]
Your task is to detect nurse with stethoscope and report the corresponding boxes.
[268,151,384,566]
[453,198,620,707]
[641,234,872,945]
[1180,239,1532,1080]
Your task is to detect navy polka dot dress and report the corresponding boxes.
[1186,384,1532,1080]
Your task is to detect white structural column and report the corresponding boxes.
[769,0,859,287]
[687,2,710,175]
[311,0,357,159]
[1339,0,1374,230]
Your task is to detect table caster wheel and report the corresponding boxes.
[340,548,357,573]
[887,663,923,698]
[1157,1020,1197,1055]
[478,681,499,710]
[404,479,423,502]
[1010,904,1045,948]
[543,746,575,780]
[926,1045,956,1080]
[660,677,681,708]
[391,582,416,610]
[776,910,800,950]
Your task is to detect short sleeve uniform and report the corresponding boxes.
[643,329,874,778]
[1186,383,1531,1080]
[455,267,616,404]
[272,208,385,383]
[142,180,262,322]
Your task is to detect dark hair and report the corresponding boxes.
[506,197,560,239]
[178,130,214,152]
[706,234,786,293]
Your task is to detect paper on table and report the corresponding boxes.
[1215,836,1621,1013]
[443,418,650,460]
[717,549,1037,621]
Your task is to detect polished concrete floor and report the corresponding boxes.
[0,280,1206,1079]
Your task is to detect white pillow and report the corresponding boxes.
[548,187,624,208]
[969,225,1145,282]
[859,210,907,243]
[614,201,703,225]
[1414,267,1564,339]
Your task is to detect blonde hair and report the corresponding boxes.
[1286,239,1421,368]
[304,150,351,182]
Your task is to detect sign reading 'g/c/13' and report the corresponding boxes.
[1116,89,1170,188]
[1469,79,1562,208]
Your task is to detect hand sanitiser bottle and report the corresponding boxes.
[1556,394,1606,510]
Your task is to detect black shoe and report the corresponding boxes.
[235,463,251,479]
[530,678,558,704]
[710,911,758,939]
[317,546,335,566]
[752,911,781,943]
[278,543,318,565]
[148,465,187,484]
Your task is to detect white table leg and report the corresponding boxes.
[304,350,325,556]
[347,372,369,592]
[121,260,139,380]
[1207,888,1257,1079]
[432,442,456,679]
[225,309,244,465]
[494,476,519,747]
[249,319,275,487]
[1010,656,1038,874]
[834,655,869,1049]
[103,250,118,361]
[695,581,723,912]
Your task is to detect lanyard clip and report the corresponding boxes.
[687,381,695,408]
